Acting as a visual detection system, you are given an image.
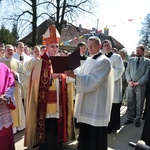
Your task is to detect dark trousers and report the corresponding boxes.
[77,123,107,150]
[39,118,62,150]
[108,102,122,132]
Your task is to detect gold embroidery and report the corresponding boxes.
[39,91,47,102]
[41,58,51,65]
[37,132,44,141]
[43,68,48,78]
[40,67,49,88]
[50,26,56,37]
[37,111,45,128]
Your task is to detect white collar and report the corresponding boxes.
[4,56,12,61]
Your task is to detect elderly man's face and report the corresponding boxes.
[47,43,59,56]
[5,45,14,58]
[87,40,101,55]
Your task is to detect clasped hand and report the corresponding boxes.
[128,81,139,87]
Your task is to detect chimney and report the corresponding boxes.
[92,27,96,31]
[104,26,109,35]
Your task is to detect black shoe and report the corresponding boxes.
[112,129,117,133]
[107,129,112,134]
[135,122,141,127]
[124,120,133,125]
[142,115,146,120]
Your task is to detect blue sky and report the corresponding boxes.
[0,0,150,54]
[77,0,150,54]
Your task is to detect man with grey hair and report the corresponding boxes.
[65,36,114,150]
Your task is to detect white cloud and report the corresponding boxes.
[77,0,150,54]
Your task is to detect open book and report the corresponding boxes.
[50,49,80,73]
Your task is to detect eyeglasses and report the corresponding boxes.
[49,45,59,48]
[6,49,14,52]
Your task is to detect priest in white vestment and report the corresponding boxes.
[102,40,124,133]
[13,41,31,116]
[65,36,114,150]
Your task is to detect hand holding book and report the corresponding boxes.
[50,49,80,73]
[64,70,76,79]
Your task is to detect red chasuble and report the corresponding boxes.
[36,54,51,144]
[36,54,68,145]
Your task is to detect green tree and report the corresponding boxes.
[139,14,150,49]
[0,25,15,44]
[11,23,19,44]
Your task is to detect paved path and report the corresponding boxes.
[14,105,145,150]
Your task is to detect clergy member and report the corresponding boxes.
[102,40,124,133]
[0,62,15,150]
[24,24,75,150]
[65,36,114,150]
[0,44,26,134]
[13,42,31,117]
[77,41,88,65]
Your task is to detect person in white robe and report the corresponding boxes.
[13,42,31,131]
[77,41,88,66]
[65,36,114,150]
[102,40,124,133]
[13,42,31,109]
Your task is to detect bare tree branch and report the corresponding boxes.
[37,1,56,8]
[23,0,32,7]
[37,12,51,18]
[16,10,33,20]
[1,0,96,46]
[3,17,31,24]
[18,23,31,37]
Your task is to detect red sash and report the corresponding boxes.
[58,74,68,142]
[36,54,68,145]
[36,54,51,145]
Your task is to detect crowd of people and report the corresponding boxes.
[0,24,150,150]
